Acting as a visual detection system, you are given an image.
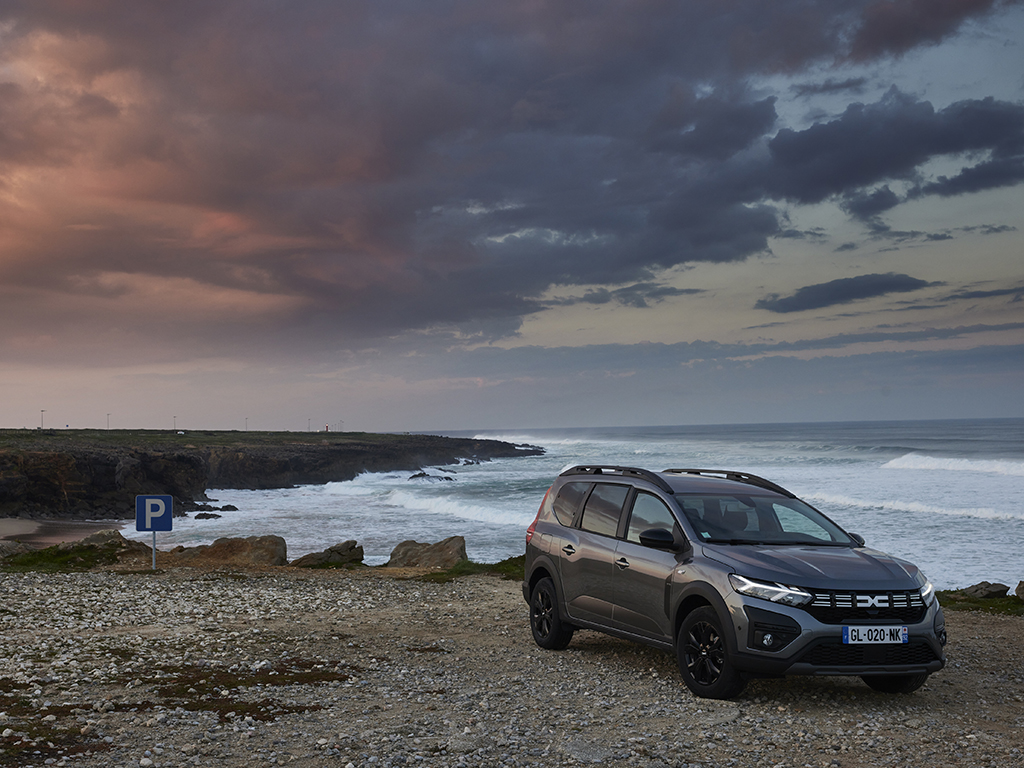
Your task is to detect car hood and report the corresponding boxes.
[702,544,923,591]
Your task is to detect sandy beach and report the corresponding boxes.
[0,518,123,548]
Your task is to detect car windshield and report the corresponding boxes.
[679,494,853,546]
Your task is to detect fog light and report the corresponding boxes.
[762,633,774,648]
[939,629,947,646]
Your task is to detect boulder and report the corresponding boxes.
[386,536,466,569]
[167,535,287,567]
[58,529,149,556]
[960,581,1010,599]
[1016,581,1024,601]
[0,540,32,559]
[194,513,222,520]
[290,539,364,568]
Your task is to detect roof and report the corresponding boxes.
[558,465,796,498]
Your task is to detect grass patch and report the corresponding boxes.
[414,554,524,583]
[937,590,1024,615]
[298,561,369,571]
[0,542,123,573]
[0,723,110,767]
[152,657,356,721]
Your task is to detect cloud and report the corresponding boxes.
[849,0,1008,60]
[755,273,938,313]
[766,89,1024,204]
[790,77,869,98]
[0,1,1020,369]
[547,283,704,309]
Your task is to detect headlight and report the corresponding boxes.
[920,579,935,606]
[729,574,814,607]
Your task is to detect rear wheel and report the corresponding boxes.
[529,577,574,650]
[861,673,929,694]
[677,606,747,699]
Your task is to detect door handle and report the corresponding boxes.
[615,557,630,569]
[562,545,576,556]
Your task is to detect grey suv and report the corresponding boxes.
[523,466,946,699]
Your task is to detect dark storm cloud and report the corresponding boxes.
[791,78,869,98]
[945,285,1024,301]
[755,273,938,313]
[841,186,901,219]
[548,283,703,309]
[0,0,1019,364]
[766,90,1024,204]
[849,0,1009,60]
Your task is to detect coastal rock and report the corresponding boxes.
[194,512,222,519]
[291,540,364,567]
[0,540,32,558]
[386,536,466,569]
[1016,581,1024,601]
[408,472,454,482]
[0,433,542,520]
[58,529,150,557]
[960,581,1010,599]
[167,536,288,567]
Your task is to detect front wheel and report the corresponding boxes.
[529,577,574,650]
[861,673,929,694]
[677,606,747,699]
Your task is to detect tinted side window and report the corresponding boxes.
[552,482,589,526]
[579,484,629,537]
[626,492,678,544]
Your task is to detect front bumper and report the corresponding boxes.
[726,594,946,678]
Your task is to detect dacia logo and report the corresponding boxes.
[856,594,889,609]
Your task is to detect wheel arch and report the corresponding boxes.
[673,583,739,657]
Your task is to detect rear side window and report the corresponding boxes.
[552,482,589,526]
[580,483,630,537]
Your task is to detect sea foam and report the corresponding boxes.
[883,452,1024,476]
[803,492,1017,521]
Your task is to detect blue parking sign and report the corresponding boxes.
[136,495,173,531]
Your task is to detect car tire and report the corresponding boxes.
[677,606,747,699]
[861,673,929,694]
[529,577,575,650]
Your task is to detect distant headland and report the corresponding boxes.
[0,429,544,520]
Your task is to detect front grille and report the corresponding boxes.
[805,590,927,624]
[798,640,938,667]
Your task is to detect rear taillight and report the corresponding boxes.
[526,487,552,544]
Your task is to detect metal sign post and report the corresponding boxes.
[136,495,173,570]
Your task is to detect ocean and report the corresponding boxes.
[123,419,1024,590]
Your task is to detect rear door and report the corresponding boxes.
[560,482,631,626]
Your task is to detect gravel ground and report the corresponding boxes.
[1,567,1022,768]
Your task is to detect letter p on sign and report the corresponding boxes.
[136,495,174,531]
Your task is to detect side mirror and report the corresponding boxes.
[850,532,865,547]
[639,528,677,550]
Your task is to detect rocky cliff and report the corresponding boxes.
[0,430,542,520]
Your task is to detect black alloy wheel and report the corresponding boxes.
[677,606,747,699]
[529,577,574,650]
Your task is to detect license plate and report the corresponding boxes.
[843,626,908,644]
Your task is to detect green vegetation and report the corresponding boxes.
[414,554,525,583]
[0,541,123,573]
[936,590,1024,616]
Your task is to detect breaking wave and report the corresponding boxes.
[804,492,1019,521]
[883,453,1024,476]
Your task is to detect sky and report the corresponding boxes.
[1,0,1022,433]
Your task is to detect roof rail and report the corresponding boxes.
[560,465,675,494]
[661,468,797,498]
